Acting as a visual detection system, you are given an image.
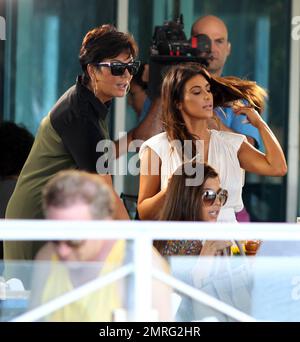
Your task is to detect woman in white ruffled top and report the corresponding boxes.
[138,63,287,222]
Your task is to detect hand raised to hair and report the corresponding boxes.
[232,102,264,128]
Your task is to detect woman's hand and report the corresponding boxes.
[232,103,264,128]
[236,101,287,177]
[200,240,233,256]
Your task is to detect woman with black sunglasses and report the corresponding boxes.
[138,63,287,223]
[5,24,139,261]
[154,161,232,256]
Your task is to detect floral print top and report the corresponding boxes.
[161,240,203,256]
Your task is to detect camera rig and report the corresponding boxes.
[148,15,212,99]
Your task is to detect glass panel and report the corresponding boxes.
[169,255,253,322]
[251,258,300,321]
[0,260,131,322]
[0,240,171,322]
[168,241,300,322]
[2,239,300,322]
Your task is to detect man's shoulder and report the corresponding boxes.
[215,105,261,148]
[214,106,235,125]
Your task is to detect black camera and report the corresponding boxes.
[148,15,211,99]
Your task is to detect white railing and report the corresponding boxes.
[2,220,300,241]
[1,220,300,322]
[11,264,134,322]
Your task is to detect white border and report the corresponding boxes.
[287,0,300,222]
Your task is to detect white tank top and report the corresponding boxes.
[139,130,246,222]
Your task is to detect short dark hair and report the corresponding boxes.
[79,24,138,85]
[0,121,34,178]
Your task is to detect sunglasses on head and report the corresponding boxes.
[202,188,228,207]
[95,60,141,76]
[52,240,85,248]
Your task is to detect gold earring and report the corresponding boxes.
[126,83,130,95]
[93,77,98,97]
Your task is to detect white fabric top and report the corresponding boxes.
[139,130,246,222]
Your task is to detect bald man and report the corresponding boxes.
[191,15,231,77]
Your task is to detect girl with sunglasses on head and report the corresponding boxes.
[5,24,139,261]
[154,162,233,257]
[154,162,253,322]
[138,63,287,222]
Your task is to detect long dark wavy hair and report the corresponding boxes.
[154,161,219,254]
[161,62,267,158]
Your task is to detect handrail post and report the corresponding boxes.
[132,234,153,321]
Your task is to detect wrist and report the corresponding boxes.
[256,119,266,130]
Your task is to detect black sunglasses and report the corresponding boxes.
[95,60,141,76]
[202,188,228,207]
